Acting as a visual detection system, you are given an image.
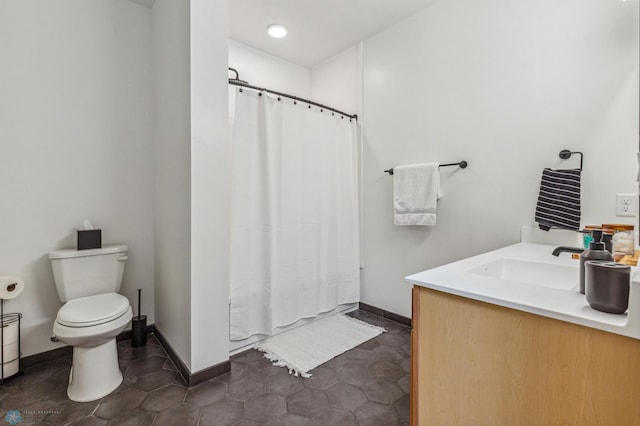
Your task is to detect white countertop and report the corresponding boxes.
[405,242,640,339]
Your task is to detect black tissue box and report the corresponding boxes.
[77,229,102,250]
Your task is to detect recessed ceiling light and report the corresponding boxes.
[267,24,287,39]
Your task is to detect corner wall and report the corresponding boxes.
[361,0,639,317]
[152,0,192,366]
[310,44,362,117]
[153,0,230,373]
[229,40,311,96]
[190,0,231,372]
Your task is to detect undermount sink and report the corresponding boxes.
[406,241,638,339]
[468,258,577,291]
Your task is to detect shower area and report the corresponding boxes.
[227,60,362,353]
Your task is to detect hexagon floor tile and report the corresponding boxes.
[0,310,410,425]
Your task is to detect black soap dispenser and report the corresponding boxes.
[579,230,613,294]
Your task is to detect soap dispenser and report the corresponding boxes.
[579,229,614,294]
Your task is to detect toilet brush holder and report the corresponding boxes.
[131,288,146,347]
[131,315,147,348]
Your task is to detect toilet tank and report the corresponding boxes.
[49,245,128,302]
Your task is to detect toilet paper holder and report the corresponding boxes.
[0,299,22,384]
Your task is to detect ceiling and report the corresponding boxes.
[129,0,432,68]
[229,0,433,68]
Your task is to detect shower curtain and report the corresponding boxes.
[229,88,360,341]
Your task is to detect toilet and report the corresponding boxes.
[49,245,133,402]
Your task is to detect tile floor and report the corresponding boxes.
[0,310,410,426]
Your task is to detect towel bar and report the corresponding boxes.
[559,150,583,170]
[384,161,467,176]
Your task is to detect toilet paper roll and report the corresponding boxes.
[2,341,19,361]
[0,276,24,300]
[0,320,18,344]
[2,359,19,378]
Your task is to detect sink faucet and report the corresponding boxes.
[552,246,584,257]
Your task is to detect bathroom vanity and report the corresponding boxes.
[406,242,640,425]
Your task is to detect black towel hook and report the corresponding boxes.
[559,150,583,170]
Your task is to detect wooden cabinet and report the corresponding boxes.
[411,285,640,425]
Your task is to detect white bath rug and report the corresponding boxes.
[255,313,386,378]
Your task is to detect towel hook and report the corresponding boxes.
[559,150,583,170]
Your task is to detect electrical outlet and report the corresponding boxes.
[616,193,636,217]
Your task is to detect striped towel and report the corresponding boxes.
[534,168,581,231]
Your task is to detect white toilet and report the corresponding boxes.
[49,245,133,402]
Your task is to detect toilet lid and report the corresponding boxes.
[57,293,130,327]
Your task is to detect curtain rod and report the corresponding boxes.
[229,80,358,121]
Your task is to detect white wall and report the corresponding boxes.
[229,40,310,96]
[153,0,230,373]
[0,0,230,372]
[0,0,155,356]
[310,44,362,117]
[229,39,362,116]
[361,0,639,317]
[190,0,231,373]
[152,0,192,367]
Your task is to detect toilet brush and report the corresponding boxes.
[131,288,147,347]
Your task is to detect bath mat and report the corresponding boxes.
[255,313,385,377]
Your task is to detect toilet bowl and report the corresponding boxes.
[49,245,132,402]
[53,293,133,402]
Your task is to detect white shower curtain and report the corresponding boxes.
[229,88,360,341]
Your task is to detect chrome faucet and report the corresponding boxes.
[552,246,584,257]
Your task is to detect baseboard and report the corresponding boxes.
[22,323,231,388]
[359,302,412,328]
[24,306,401,385]
[21,346,72,369]
[189,359,231,387]
[21,323,156,369]
[153,327,230,387]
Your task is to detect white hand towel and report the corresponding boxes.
[393,163,441,226]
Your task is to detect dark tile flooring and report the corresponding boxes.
[0,310,410,426]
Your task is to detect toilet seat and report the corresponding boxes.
[57,293,130,327]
